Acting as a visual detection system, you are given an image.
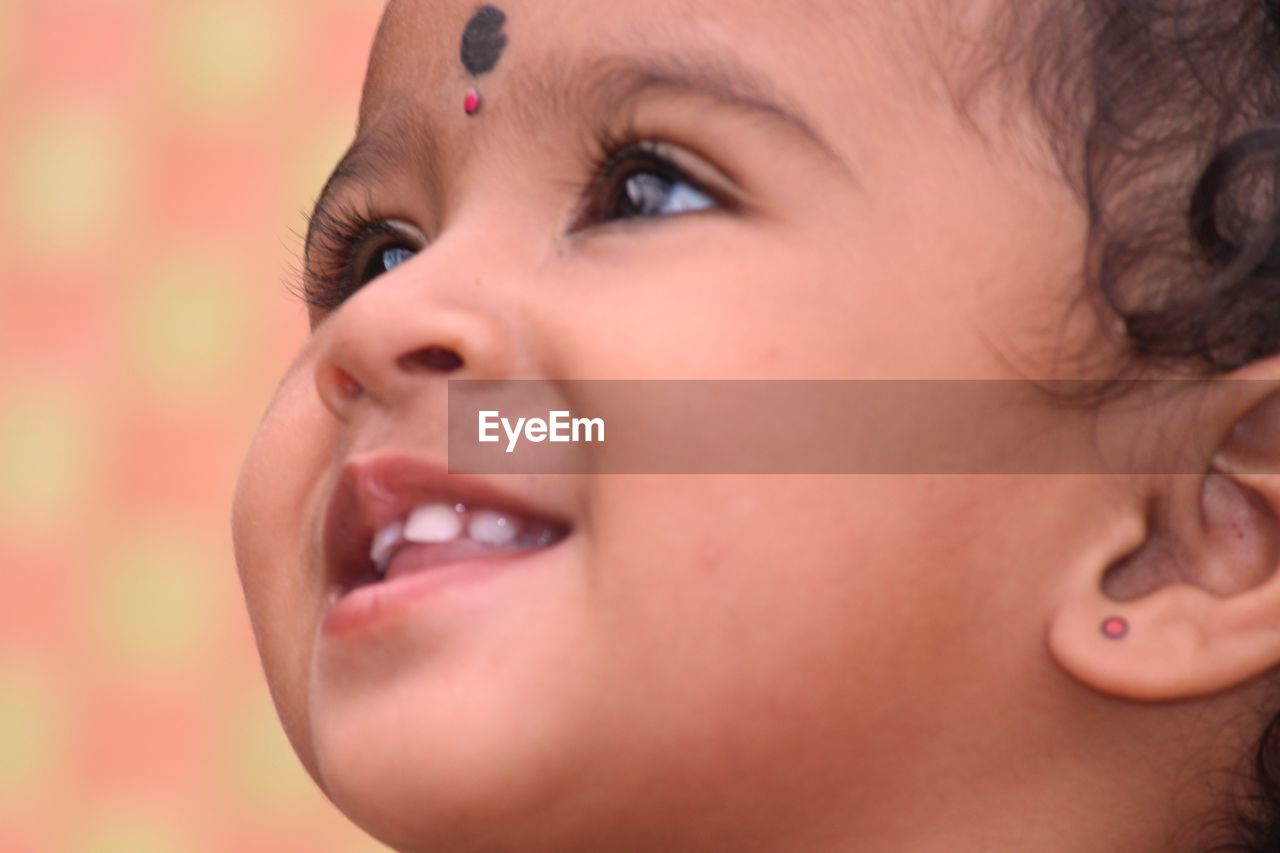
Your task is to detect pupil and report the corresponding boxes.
[622,173,672,217]
[382,247,413,272]
[362,245,414,284]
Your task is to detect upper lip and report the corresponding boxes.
[322,451,573,591]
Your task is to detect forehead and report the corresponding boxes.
[359,0,936,128]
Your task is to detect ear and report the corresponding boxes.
[1048,359,1280,701]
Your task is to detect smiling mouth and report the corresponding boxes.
[323,452,573,600]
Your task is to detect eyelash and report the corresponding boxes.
[298,196,402,313]
[297,124,722,313]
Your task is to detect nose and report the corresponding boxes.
[312,256,519,421]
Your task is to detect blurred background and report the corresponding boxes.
[1,0,391,849]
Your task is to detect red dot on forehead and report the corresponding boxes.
[1101,616,1129,639]
[464,89,481,115]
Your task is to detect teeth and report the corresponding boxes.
[365,502,562,575]
[467,509,519,546]
[404,503,465,543]
[369,520,404,575]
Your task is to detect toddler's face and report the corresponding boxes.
[233,0,1108,847]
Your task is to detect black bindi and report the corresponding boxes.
[461,5,508,77]
[460,5,508,116]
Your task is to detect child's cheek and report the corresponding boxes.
[231,351,339,785]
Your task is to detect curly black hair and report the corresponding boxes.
[952,1,1280,849]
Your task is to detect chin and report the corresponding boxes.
[313,723,551,851]
[305,662,610,853]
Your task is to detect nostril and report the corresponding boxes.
[399,345,465,374]
[314,361,365,418]
[336,367,364,397]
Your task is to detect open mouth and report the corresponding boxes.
[323,452,572,599]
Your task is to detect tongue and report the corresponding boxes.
[382,539,521,582]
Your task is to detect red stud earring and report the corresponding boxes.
[1101,616,1129,639]
[464,89,482,115]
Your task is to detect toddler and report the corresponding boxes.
[232,0,1280,849]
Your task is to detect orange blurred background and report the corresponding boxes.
[1,1,390,849]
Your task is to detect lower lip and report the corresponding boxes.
[320,544,553,638]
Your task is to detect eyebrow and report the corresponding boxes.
[516,51,853,173]
[306,49,854,254]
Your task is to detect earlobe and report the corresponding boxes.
[1047,563,1280,702]
[1048,370,1280,702]
[1046,508,1217,702]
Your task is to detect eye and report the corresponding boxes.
[574,140,722,229]
[301,212,423,313]
[357,242,415,285]
[613,169,715,219]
